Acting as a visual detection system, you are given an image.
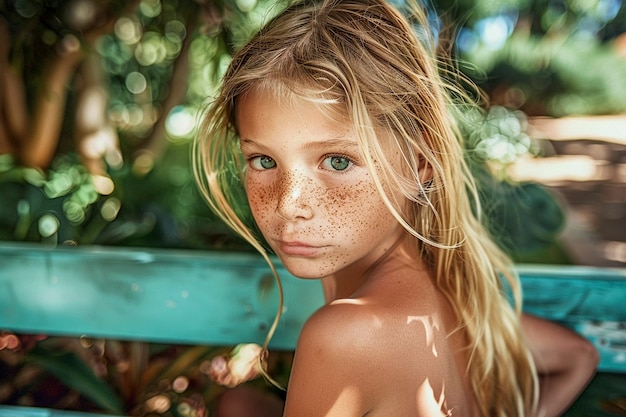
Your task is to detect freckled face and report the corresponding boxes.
[236,89,402,279]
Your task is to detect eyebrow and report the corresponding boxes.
[239,138,360,152]
[301,138,360,152]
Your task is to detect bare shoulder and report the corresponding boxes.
[284,289,462,416]
[283,301,394,416]
[300,300,383,352]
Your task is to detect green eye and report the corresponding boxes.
[325,156,351,171]
[250,156,276,170]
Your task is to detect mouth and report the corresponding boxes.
[275,240,324,257]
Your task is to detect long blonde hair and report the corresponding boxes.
[194,0,539,414]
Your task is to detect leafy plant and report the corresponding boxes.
[1,333,293,416]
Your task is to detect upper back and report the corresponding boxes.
[354,260,479,417]
[284,247,479,417]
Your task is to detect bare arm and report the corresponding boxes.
[521,313,599,417]
[283,304,374,417]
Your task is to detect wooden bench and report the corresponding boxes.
[0,242,625,416]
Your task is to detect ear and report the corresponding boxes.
[418,155,433,184]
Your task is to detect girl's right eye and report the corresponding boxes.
[249,156,276,170]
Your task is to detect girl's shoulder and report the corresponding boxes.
[286,290,458,416]
[297,284,445,374]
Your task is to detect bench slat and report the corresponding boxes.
[0,243,323,349]
[0,243,624,372]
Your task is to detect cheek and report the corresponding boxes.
[320,181,394,238]
[245,176,275,224]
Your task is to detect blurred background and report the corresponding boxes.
[0,0,625,414]
[0,0,625,265]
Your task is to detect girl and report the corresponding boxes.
[194,0,598,415]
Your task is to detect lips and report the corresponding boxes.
[275,240,323,257]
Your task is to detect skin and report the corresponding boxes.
[236,88,479,416]
[216,87,598,417]
[522,313,599,417]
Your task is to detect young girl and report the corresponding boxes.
[194,0,598,415]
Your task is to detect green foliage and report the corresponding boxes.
[459,106,567,261]
[442,0,626,115]
[1,0,620,411]
[1,334,292,416]
[0,154,108,245]
[27,344,124,414]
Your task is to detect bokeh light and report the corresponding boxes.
[125,72,148,94]
[115,17,142,45]
[101,197,122,221]
[38,214,60,238]
[165,106,197,140]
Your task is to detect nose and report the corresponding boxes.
[276,170,314,220]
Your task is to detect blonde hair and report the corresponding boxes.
[194,0,539,414]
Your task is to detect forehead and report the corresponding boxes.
[236,82,348,121]
[235,86,354,141]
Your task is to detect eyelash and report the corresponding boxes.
[320,154,355,172]
[245,153,357,172]
[247,155,276,171]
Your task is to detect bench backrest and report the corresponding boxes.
[1,242,625,372]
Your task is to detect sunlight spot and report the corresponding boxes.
[331,298,365,305]
[80,129,114,159]
[510,155,610,183]
[475,14,516,50]
[417,378,448,416]
[145,395,170,413]
[101,197,121,221]
[166,106,197,140]
[115,17,142,44]
[407,315,440,357]
[77,88,107,131]
[38,214,59,238]
[65,0,97,30]
[92,175,115,195]
[125,71,147,94]
[605,241,626,263]
[173,376,190,393]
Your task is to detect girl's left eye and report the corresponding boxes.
[322,155,353,171]
[249,156,276,170]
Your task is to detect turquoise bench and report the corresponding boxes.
[0,242,625,415]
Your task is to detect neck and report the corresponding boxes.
[321,234,411,303]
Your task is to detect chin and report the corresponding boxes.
[278,257,332,280]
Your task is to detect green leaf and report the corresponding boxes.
[27,346,124,415]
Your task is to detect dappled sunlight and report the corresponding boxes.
[510,155,608,183]
[605,241,626,263]
[520,115,626,267]
[528,115,626,146]
[514,115,626,184]
[417,378,450,417]
[91,173,115,195]
[408,315,441,357]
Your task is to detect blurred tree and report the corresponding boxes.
[0,0,624,254]
[439,0,626,116]
[0,0,278,249]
